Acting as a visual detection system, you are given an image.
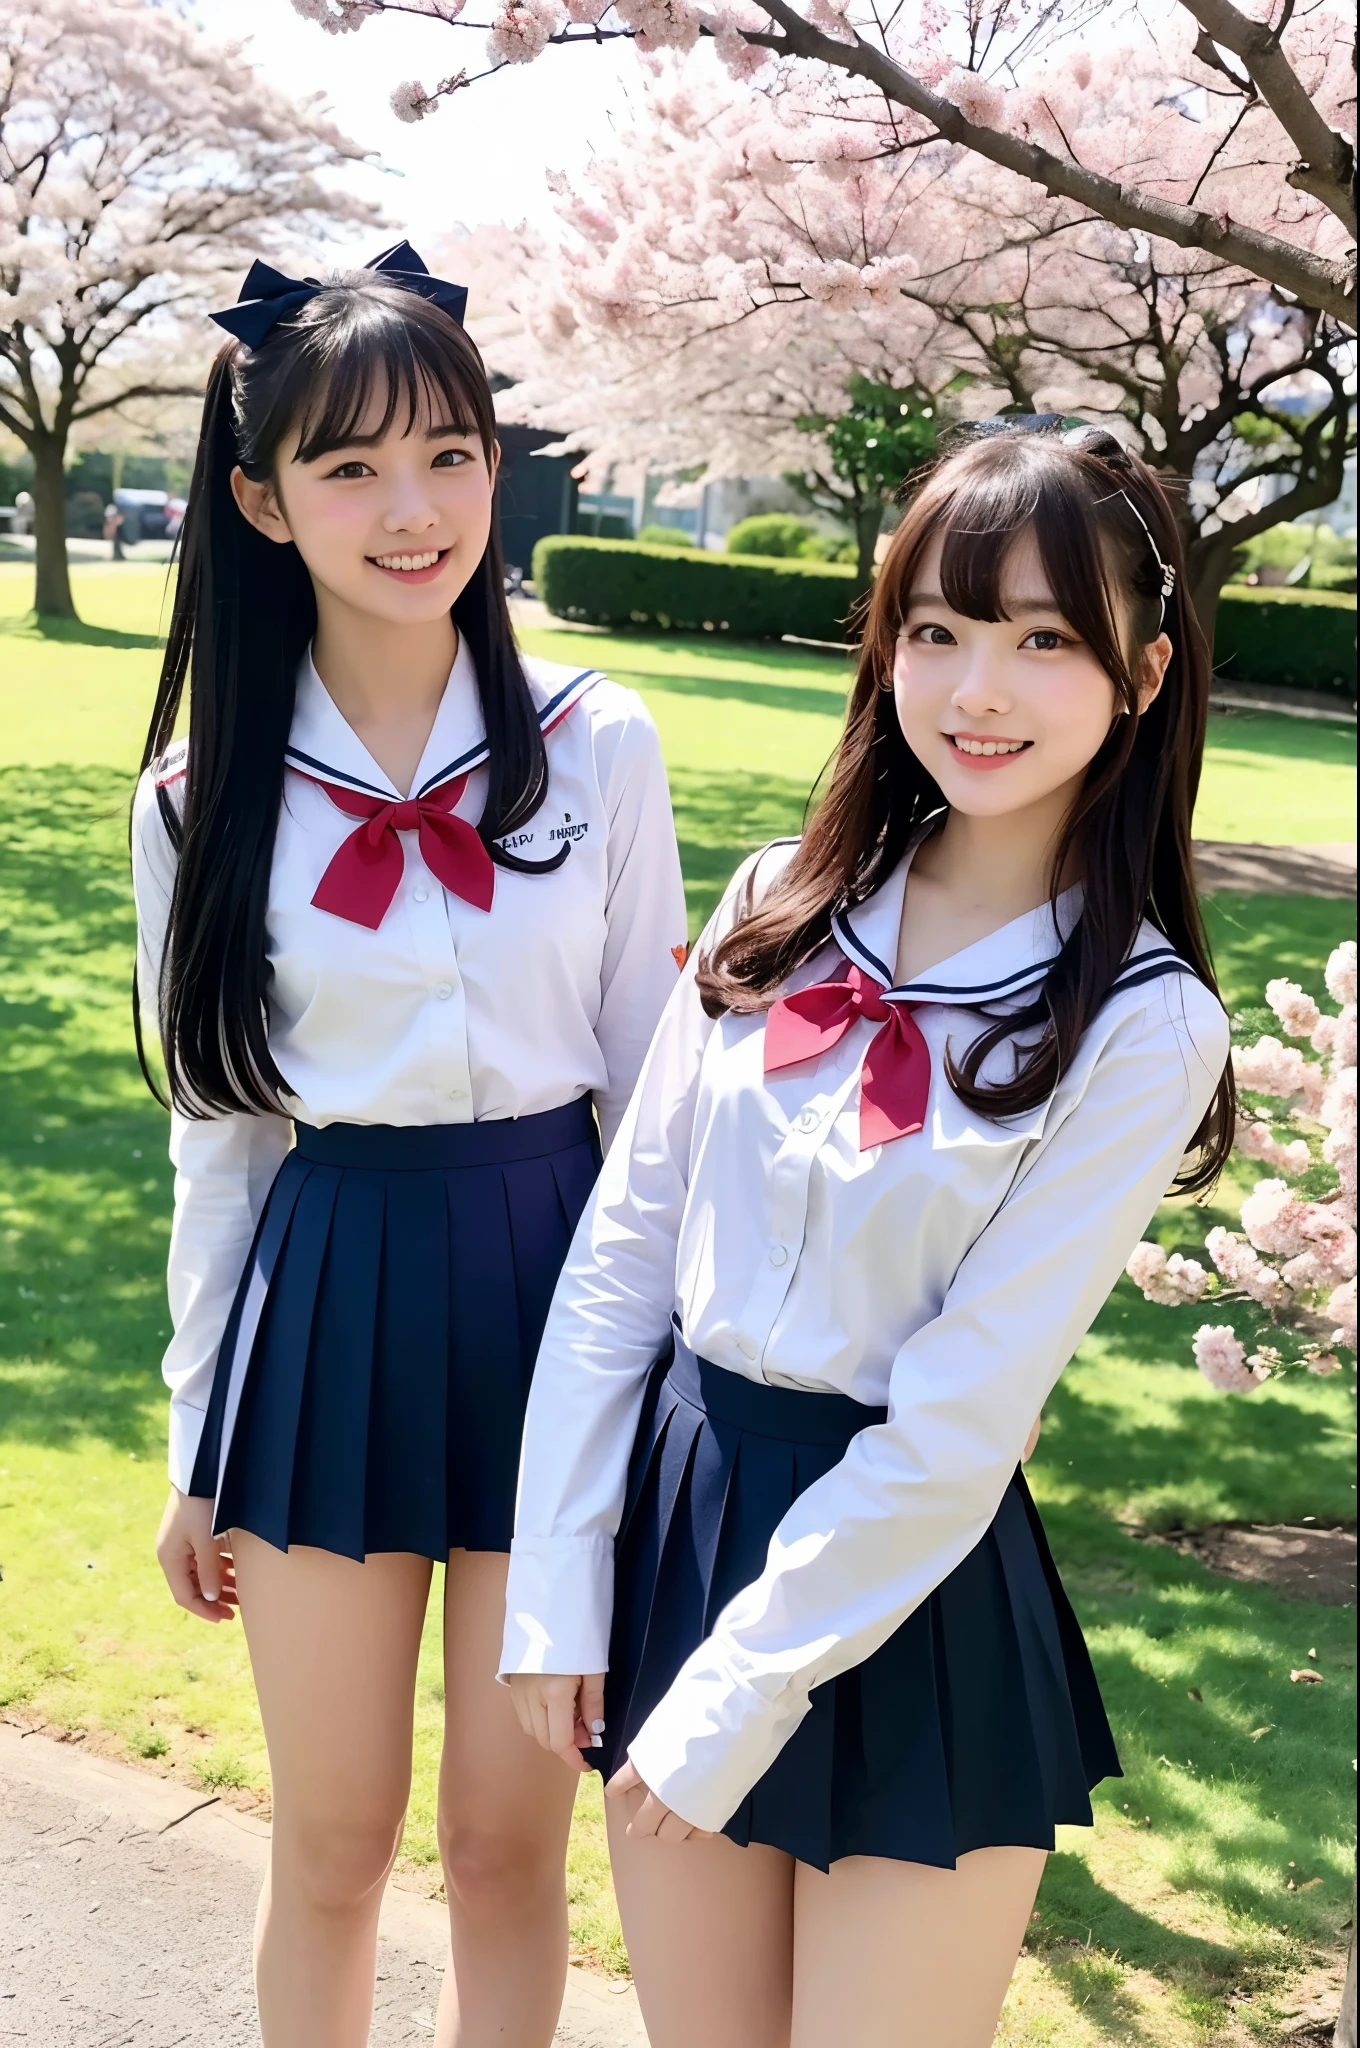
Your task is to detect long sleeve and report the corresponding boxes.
[625,982,1230,1831]
[590,694,688,1151]
[131,770,292,1494]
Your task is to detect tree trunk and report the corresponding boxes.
[854,500,883,596]
[32,434,76,620]
[1337,1875,1357,2048]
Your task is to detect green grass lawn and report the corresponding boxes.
[0,565,1356,2038]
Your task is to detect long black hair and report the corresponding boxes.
[137,277,550,1117]
[698,426,1234,1194]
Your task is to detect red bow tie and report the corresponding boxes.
[303,774,495,929]
[764,958,930,1150]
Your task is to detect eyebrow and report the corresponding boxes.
[322,420,475,451]
[904,589,1068,617]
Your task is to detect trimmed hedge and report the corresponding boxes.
[533,535,1357,700]
[1213,586,1356,701]
[532,534,859,643]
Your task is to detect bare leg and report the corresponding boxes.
[433,1551,580,2048]
[791,1846,1047,2048]
[232,1533,433,2048]
[606,1777,795,2048]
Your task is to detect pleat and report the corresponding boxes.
[362,1169,448,1556]
[612,1405,706,1755]
[504,1156,572,1383]
[192,1152,310,1507]
[550,1137,602,1240]
[1005,1480,1122,1791]
[286,1166,385,1559]
[217,1164,339,1550]
[446,1163,521,1552]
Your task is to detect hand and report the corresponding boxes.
[605,1759,714,1842]
[507,1673,607,1773]
[156,1486,237,1623]
[1022,1410,1043,1462]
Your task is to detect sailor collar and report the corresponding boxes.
[830,821,1084,1007]
[284,642,602,802]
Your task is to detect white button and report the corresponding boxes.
[795,1108,820,1133]
[769,1245,788,1268]
[447,1088,466,1101]
[738,1336,757,1359]
[413,886,429,903]
[435,983,453,1001]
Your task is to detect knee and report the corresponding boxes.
[275,1804,406,1917]
[439,1821,561,1920]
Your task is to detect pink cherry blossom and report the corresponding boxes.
[390,80,432,122]
[1193,1325,1266,1394]
[1125,1242,1209,1306]
[1328,1277,1357,1349]
[1233,1035,1310,1100]
[487,0,563,65]
[1205,1226,1293,1308]
[1266,978,1322,1040]
[1326,941,1358,1010]
[1234,1115,1312,1177]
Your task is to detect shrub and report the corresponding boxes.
[725,513,816,558]
[1214,586,1356,700]
[637,524,695,548]
[532,534,859,642]
[1227,520,1357,594]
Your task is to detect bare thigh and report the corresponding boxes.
[233,1534,433,1890]
[607,1783,795,2048]
[792,1846,1047,2048]
[436,1549,579,1883]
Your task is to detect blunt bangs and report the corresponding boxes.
[234,281,491,479]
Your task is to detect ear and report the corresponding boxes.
[230,465,293,547]
[1137,631,1173,714]
[489,439,502,489]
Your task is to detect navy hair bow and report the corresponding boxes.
[210,240,468,349]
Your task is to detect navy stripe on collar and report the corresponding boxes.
[414,669,602,797]
[284,747,393,800]
[834,903,1060,1004]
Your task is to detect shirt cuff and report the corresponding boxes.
[499,1536,614,1680]
[168,1398,210,1497]
[626,1644,811,1835]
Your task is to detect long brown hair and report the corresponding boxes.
[697,425,1234,1192]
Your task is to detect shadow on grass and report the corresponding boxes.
[610,660,851,724]
[0,764,170,1457]
[0,609,164,651]
[1201,894,1357,1015]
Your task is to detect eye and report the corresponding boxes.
[1021,628,1072,652]
[432,447,472,469]
[910,622,957,647]
[326,459,374,480]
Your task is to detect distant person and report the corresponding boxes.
[130,242,686,2046]
[13,488,33,535]
[103,501,125,559]
[505,422,1236,2048]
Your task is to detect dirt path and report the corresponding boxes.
[0,1725,645,2047]
[1193,841,1356,898]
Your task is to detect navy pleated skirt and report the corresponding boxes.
[598,1334,1121,1872]
[188,1099,601,1560]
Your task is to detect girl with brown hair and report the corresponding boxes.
[502,420,1233,2046]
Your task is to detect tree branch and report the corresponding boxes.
[747,0,1356,325]
[1180,0,1356,234]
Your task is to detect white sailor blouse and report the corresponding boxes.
[131,641,687,1494]
[500,833,1231,1834]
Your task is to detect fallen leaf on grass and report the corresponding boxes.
[1290,1668,1325,1684]
[1187,1687,1203,1701]
[1249,1725,1276,1740]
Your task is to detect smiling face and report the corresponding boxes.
[230,378,497,627]
[892,525,1168,825]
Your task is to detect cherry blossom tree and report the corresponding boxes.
[0,0,378,618]
[1126,939,1357,1387]
[291,0,1355,327]
[462,63,1350,631]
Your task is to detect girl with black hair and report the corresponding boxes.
[503,423,1234,2047]
[132,244,685,2047]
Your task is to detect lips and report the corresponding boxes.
[946,737,1032,770]
[367,547,450,583]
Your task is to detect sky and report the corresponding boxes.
[193,0,640,246]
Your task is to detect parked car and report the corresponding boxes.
[112,487,171,544]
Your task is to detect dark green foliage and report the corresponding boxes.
[533,534,860,642]
[724,513,816,558]
[1214,586,1357,699]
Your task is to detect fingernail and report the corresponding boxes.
[591,1719,606,1734]
[591,1735,604,1747]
